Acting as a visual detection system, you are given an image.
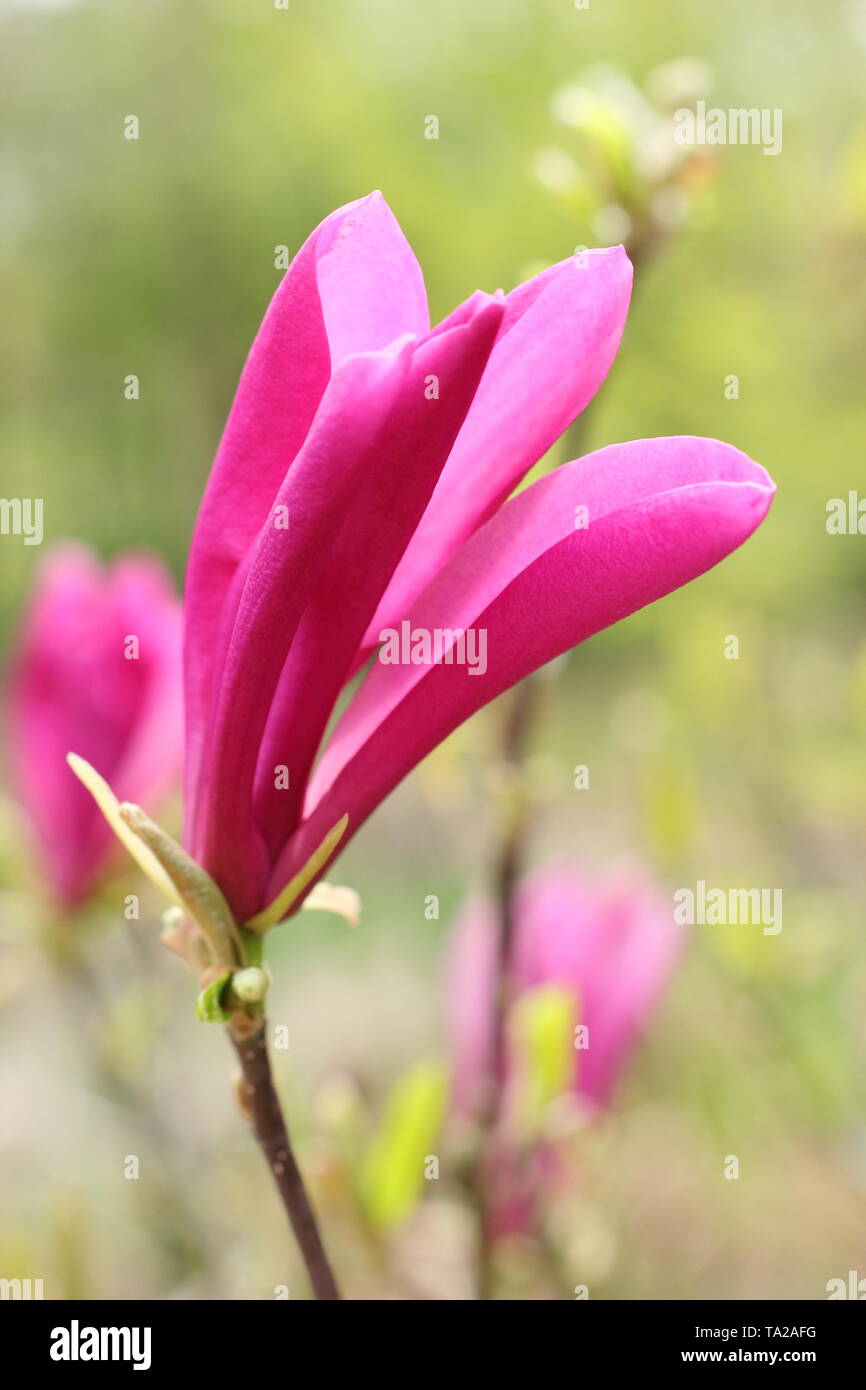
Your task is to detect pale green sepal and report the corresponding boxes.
[67,753,182,908]
[117,803,243,968]
[245,815,349,933]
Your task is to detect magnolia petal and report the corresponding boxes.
[360,245,633,649]
[184,192,428,835]
[267,437,774,906]
[11,551,182,907]
[251,291,505,862]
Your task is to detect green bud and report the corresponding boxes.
[231,967,269,1004]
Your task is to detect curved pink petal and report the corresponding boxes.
[268,437,774,907]
[8,544,182,905]
[359,246,633,651]
[184,191,428,827]
[253,292,505,860]
[193,296,504,918]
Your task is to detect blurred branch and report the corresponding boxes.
[470,64,707,1285]
[229,1018,341,1301]
[47,929,217,1292]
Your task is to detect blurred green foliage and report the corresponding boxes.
[1,0,866,1300]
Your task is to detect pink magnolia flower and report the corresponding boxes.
[447,868,685,1119]
[9,544,183,906]
[76,191,774,930]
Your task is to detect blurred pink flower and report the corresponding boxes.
[447,868,685,1117]
[9,544,183,906]
[180,191,774,925]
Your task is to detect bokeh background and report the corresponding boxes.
[1,0,865,1299]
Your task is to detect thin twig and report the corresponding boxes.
[49,935,216,1291]
[229,1019,341,1301]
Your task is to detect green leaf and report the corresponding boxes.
[194,971,234,1023]
[510,984,576,1133]
[358,1059,448,1232]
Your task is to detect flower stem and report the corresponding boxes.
[491,674,540,1098]
[229,1019,341,1300]
[466,676,542,1298]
